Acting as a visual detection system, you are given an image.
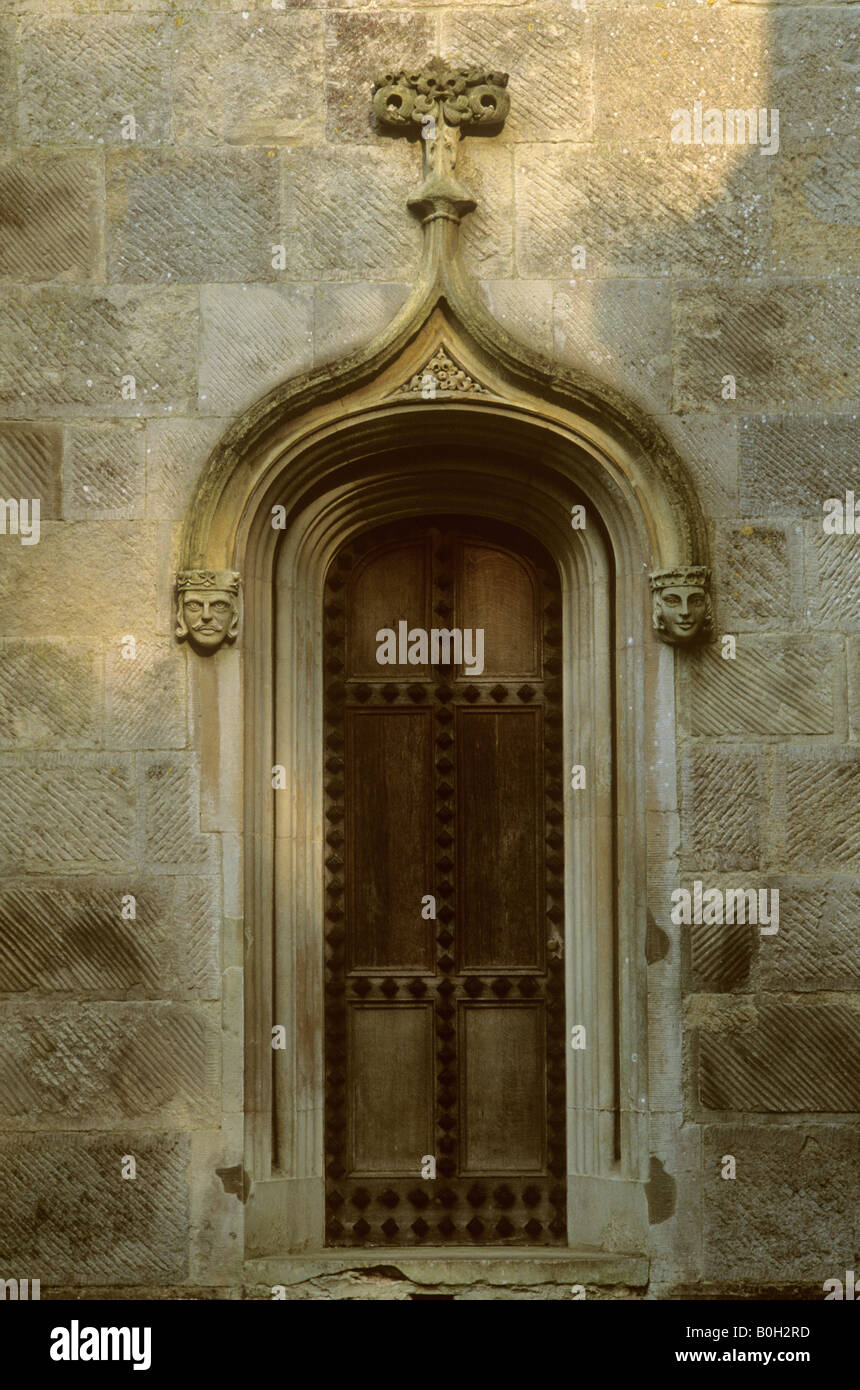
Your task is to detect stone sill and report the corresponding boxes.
[245,1249,649,1289]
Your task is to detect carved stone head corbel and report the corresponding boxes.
[650,566,713,646]
[175,570,240,653]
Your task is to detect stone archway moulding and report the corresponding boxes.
[179,236,709,584]
[177,62,712,1275]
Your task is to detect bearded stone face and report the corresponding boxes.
[175,576,240,653]
[653,584,709,644]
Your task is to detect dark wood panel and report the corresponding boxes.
[457,707,544,971]
[346,708,435,972]
[349,1003,435,1173]
[460,1003,546,1173]
[347,540,429,677]
[458,543,539,677]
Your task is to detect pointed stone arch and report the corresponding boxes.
[180,175,710,1281]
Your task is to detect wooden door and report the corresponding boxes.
[323,518,566,1246]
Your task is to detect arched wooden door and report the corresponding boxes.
[322,517,567,1246]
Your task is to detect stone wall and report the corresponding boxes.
[0,0,857,1298]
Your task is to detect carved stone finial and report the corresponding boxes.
[175,569,241,653]
[650,566,713,646]
[372,63,510,226]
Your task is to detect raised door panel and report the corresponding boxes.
[346,707,435,973]
[458,543,540,677]
[457,707,544,972]
[349,1003,435,1174]
[460,1003,546,1174]
[346,541,430,677]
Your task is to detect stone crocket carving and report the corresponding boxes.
[650,566,713,646]
[175,570,240,653]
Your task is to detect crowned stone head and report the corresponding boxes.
[175,570,240,654]
[650,566,713,646]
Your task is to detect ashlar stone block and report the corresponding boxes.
[689,911,756,993]
[704,1125,860,1281]
[280,144,418,280]
[681,749,764,872]
[143,758,216,872]
[0,521,158,638]
[198,284,313,415]
[517,143,767,280]
[0,640,102,750]
[0,1131,190,1285]
[442,5,591,143]
[656,413,738,521]
[64,422,145,519]
[313,283,410,367]
[0,875,221,1001]
[772,140,860,278]
[553,278,672,413]
[454,140,514,281]
[324,12,436,143]
[0,1002,219,1129]
[740,413,859,517]
[784,748,860,869]
[0,755,135,871]
[144,417,227,520]
[756,878,860,991]
[107,150,281,284]
[808,528,860,631]
[105,637,186,750]
[593,8,769,143]
[0,877,171,998]
[18,17,172,146]
[0,423,62,518]
[716,524,796,627]
[772,11,859,139]
[0,154,100,282]
[672,281,860,412]
[172,13,325,146]
[686,637,835,738]
[480,281,554,359]
[698,1002,860,1112]
[0,286,198,417]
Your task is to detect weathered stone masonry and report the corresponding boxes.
[0,0,857,1300]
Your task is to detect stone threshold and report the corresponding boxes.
[245,1249,649,1289]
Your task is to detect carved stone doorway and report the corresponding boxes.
[322,516,567,1247]
[177,50,711,1272]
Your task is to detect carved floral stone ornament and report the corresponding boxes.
[372,66,510,130]
[175,570,241,653]
[394,346,487,398]
[372,63,510,226]
[650,566,713,646]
